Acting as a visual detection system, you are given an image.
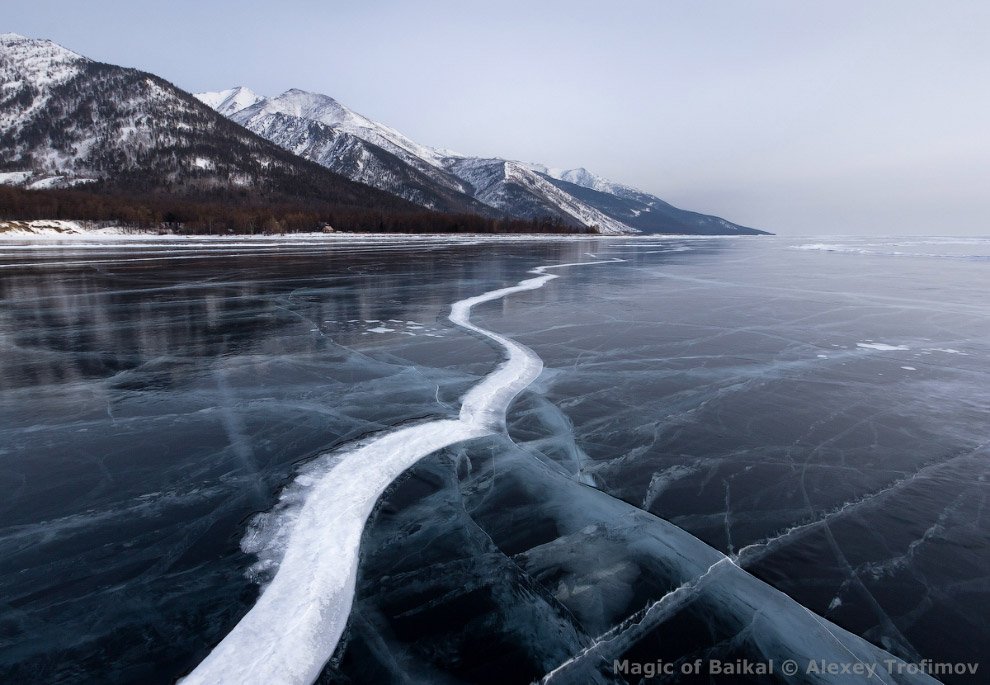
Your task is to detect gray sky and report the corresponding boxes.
[6,0,990,234]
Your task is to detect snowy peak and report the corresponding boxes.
[0,33,86,88]
[1,33,90,144]
[194,86,263,117]
[521,163,638,198]
[246,88,355,126]
[554,167,621,193]
[206,87,452,170]
[191,87,494,213]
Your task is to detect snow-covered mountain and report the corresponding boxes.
[0,34,417,212]
[443,157,630,233]
[526,165,761,235]
[0,31,761,234]
[204,89,493,214]
[194,86,263,117]
[198,86,765,235]
[0,32,96,188]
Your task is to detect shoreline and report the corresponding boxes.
[0,220,759,242]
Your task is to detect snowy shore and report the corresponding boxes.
[0,219,750,243]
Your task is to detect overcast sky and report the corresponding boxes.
[6,1,990,234]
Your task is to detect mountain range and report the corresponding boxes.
[0,33,422,218]
[0,33,765,235]
[198,86,765,235]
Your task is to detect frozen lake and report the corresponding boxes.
[0,235,987,683]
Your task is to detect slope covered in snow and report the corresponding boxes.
[521,163,764,235]
[194,86,263,117]
[0,32,87,159]
[220,99,494,214]
[444,157,631,234]
[0,34,417,213]
[200,88,630,232]
[2,32,761,234]
[231,89,452,170]
[201,85,764,235]
[540,171,765,235]
[525,164,639,198]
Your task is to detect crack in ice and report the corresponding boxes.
[735,443,989,569]
[540,558,734,683]
[180,258,623,685]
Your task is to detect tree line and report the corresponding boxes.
[0,185,589,235]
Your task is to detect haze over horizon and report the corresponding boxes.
[5,0,989,235]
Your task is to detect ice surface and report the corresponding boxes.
[793,238,990,261]
[182,257,622,684]
[3,235,986,684]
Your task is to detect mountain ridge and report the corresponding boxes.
[0,32,764,235]
[214,88,493,215]
[197,85,767,235]
[1,34,582,234]
[0,33,419,214]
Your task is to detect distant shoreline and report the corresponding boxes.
[0,220,765,241]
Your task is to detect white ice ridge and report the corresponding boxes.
[180,258,624,685]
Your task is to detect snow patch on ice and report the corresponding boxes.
[857,342,910,351]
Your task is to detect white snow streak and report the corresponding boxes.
[857,342,910,351]
[180,258,623,685]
